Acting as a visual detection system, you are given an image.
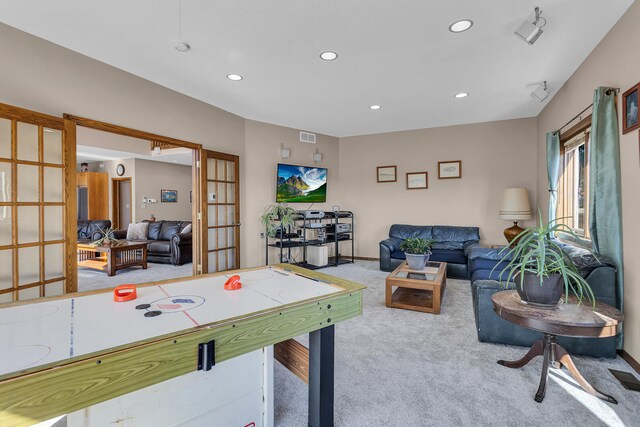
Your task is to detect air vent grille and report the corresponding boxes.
[300,131,316,144]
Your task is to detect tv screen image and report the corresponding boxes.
[276,163,327,203]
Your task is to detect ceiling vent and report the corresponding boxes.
[300,131,316,144]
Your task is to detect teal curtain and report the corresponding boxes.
[546,131,560,223]
[589,87,624,321]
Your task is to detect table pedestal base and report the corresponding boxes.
[497,334,617,404]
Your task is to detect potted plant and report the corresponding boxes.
[92,227,123,247]
[400,237,434,271]
[260,203,299,238]
[494,217,596,308]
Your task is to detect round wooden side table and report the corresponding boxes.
[492,290,623,404]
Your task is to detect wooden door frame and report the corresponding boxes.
[111,177,132,230]
[63,114,204,283]
[201,149,241,273]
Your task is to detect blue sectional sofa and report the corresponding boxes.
[379,224,480,279]
[468,239,619,358]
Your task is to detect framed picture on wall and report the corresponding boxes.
[377,165,397,183]
[438,160,462,179]
[623,82,639,134]
[161,189,177,203]
[406,172,428,189]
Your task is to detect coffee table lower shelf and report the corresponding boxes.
[385,261,447,315]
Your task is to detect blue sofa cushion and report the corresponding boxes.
[471,269,512,283]
[432,226,480,243]
[432,241,464,250]
[389,224,433,240]
[430,249,467,265]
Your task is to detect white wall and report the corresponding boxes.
[134,159,192,222]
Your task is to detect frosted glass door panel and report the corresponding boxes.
[0,118,10,159]
[45,280,64,296]
[226,161,235,181]
[0,210,11,245]
[44,243,64,279]
[227,184,235,203]
[207,229,216,251]
[207,182,216,203]
[216,183,226,203]
[227,228,235,246]
[16,122,39,162]
[17,164,39,202]
[18,246,40,285]
[207,252,217,272]
[17,206,39,243]
[217,206,227,226]
[43,129,63,164]
[0,162,11,202]
[44,206,64,241]
[43,167,63,202]
[0,250,12,290]
[207,159,216,180]
[217,160,225,180]
[18,286,40,301]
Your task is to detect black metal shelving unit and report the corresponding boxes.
[265,210,354,269]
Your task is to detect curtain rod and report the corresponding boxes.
[553,87,619,134]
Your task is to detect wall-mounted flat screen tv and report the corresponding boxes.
[276,163,327,203]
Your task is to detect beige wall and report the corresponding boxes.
[536,2,640,360]
[82,159,136,222]
[243,119,340,267]
[134,159,192,222]
[339,118,538,257]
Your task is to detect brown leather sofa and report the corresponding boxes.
[114,220,192,266]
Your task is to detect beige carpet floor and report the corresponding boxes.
[274,261,640,427]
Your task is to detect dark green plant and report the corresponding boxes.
[493,216,596,306]
[399,237,434,255]
[91,227,123,247]
[260,203,298,238]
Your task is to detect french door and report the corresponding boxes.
[201,150,240,273]
[0,103,72,302]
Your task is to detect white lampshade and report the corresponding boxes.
[499,188,532,221]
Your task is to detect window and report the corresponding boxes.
[557,117,591,242]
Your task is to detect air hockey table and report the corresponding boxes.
[0,264,366,427]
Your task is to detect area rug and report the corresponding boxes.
[274,261,640,426]
[78,262,193,292]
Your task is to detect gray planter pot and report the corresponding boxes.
[514,271,563,308]
[405,253,430,270]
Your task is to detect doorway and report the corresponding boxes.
[111,178,132,230]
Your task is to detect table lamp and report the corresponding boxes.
[499,188,531,245]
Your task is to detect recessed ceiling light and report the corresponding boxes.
[173,42,191,52]
[454,92,469,99]
[227,74,243,81]
[370,105,381,110]
[320,51,338,61]
[449,20,473,33]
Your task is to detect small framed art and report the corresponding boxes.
[406,172,428,189]
[438,160,462,179]
[623,83,639,134]
[377,165,397,183]
[161,189,177,203]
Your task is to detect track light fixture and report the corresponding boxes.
[531,81,549,103]
[515,7,546,45]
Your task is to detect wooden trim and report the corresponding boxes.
[353,256,379,261]
[437,160,462,179]
[406,171,428,189]
[198,148,207,274]
[619,350,640,374]
[64,118,77,294]
[274,338,309,383]
[63,114,202,150]
[0,103,63,129]
[560,115,592,143]
[622,83,640,134]
[376,165,397,183]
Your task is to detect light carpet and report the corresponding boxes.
[78,263,193,292]
[274,261,640,427]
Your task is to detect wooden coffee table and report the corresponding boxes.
[77,241,149,276]
[385,261,447,314]
[493,290,624,404]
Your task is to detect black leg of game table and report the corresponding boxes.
[308,324,335,427]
